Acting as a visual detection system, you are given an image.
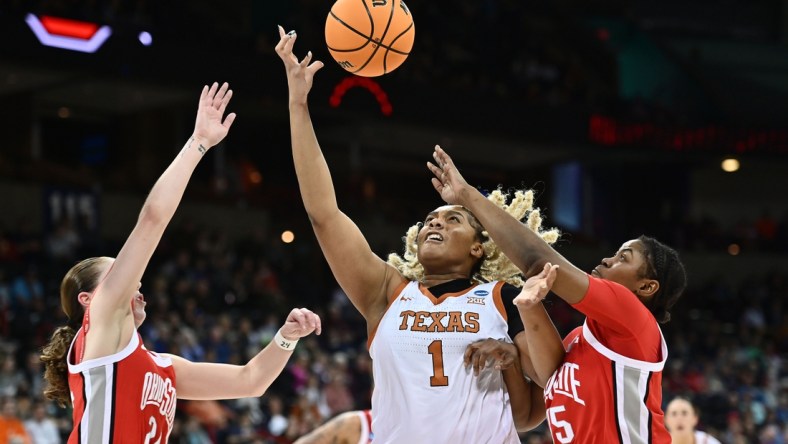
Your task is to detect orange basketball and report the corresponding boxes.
[325,0,415,77]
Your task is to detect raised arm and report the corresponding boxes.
[513,263,565,387]
[276,27,403,324]
[85,83,235,359]
[428,146,589,304]
[167,308,320,400]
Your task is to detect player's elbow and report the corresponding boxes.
[139,202,167,226]
[514,414,532,432]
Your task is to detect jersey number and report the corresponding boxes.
[144,416,161,444]
[428,340,448,386]
[547,406,575,443]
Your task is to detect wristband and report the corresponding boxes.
[274,329,298,351]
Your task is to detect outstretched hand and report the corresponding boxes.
[275,26,324,105]
[513,263,559,310]
[192,82,237,149]
[280,308,322,341]
[427,145,471,205]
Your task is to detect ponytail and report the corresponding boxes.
[41,325,78,407]
[43,256,112,407]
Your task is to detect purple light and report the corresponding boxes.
[26,13,112,53]
[138,31,152,46]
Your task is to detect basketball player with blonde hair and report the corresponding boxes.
[428,145,688,443]
[276,26,565,443]
[40,83,321,443]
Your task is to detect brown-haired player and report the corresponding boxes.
[40,83,321,443]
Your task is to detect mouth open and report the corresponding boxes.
[424,232,444,243]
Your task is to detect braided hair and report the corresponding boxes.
[637,236,687,324]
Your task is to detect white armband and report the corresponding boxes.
[274,329,298,351]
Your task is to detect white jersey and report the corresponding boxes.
[369,280,519,444]
[695,430,722,444]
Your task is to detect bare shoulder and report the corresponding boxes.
[294,411,362,444]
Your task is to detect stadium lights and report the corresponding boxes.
[721,158,740,172]
[25,13,112,53]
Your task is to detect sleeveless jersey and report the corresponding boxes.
[356,410,373,444]
[368,280,519,444]
[694,430,722,444]
[67,321,177,443]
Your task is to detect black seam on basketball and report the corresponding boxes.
[382,21,414,72]
[329,11,373,51]
[328,11,409,55]
[353,0,395,74]
[362,0,375,42]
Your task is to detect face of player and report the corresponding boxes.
[665,398,698,435]
[84,258,147,328]
[417,205,484,275]
[591,239,658,298]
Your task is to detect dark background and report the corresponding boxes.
[0,0,786,443]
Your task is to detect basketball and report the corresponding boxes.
[325,0,415,77]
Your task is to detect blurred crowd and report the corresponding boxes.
[0,212,785,444]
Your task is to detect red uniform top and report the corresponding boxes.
[67,311,177,443]
[543,276,669,444]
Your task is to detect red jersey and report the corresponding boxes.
[543,276,669,444]
[67,315,177,443]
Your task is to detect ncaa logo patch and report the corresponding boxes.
[473,290,489,297]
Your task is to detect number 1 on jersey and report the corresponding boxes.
[428,340,448,386]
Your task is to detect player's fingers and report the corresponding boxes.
[300,308,318,331]
[218,89,233,114]
[283,31,297,54]
[426,161,443,178]
[306,60,324,77]
[300,51,313,68]
[275,35,287,55]
[431,178,443,194]
[463,343,477,366]
[207,82,219,102]
[213,82,229,108]
[432,150,444,168]
[546,265,559,286]
[289,307,306,326]
[435,145,454,169]
[475,351,490,375]
[199,85,209,104]
[278,25,286,39]
[222,112,237,130]
[313,313,322,335]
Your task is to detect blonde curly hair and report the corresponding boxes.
[387,188,559,286]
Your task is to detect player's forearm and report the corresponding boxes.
[241,341,297,397]
[458,186,558,276]
[289,103,340,224]
[518,304,565,387]
[138,136,207,226]
[457,185,588,303]
[502,361,535,432]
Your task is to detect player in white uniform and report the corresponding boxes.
[276,26,566,444]
[372,281,520,442]
[665,397,722,444]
